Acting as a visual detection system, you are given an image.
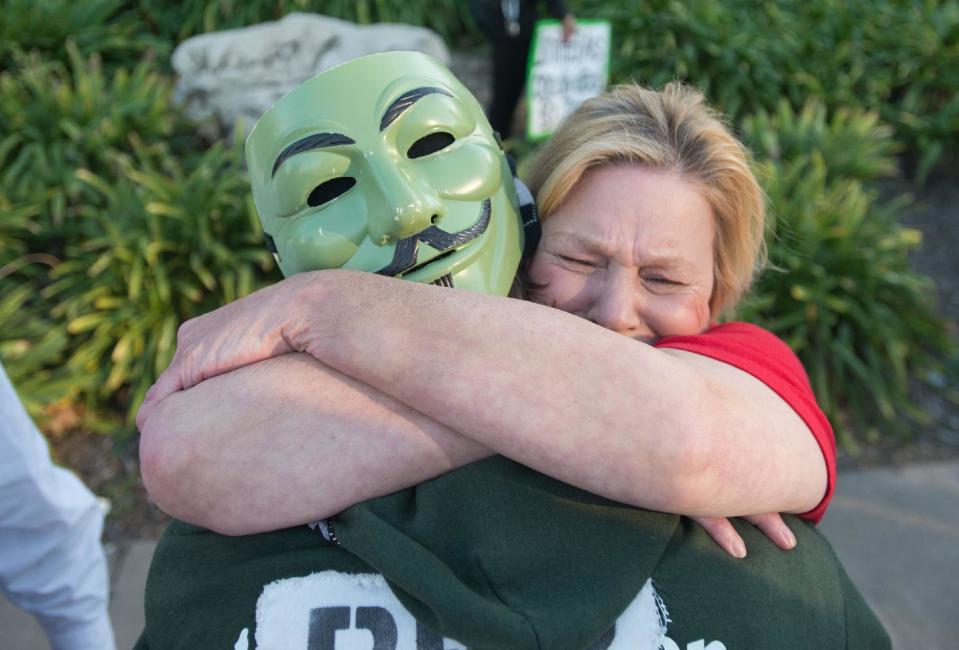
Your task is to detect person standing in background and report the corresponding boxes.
[0,361,115,650]
[470,0,576,138]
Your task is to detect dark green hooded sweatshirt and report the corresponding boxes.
[136,457,888,649]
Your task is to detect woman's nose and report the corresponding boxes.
[588,277,645,336]
[366,161,445,246]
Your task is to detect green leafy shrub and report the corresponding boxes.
[738,102,954,441]
[571,0,959,181]
[0,194,42,277]
[319,0,478,43]
[574,0,791,119]
[0,42,177,247]
[0,278,73,416]
[0,0,163,68]
[135,0,297,44]
[744,100,900,184]
[135,0,477,46]
[1,138,277,430]
[865,0,959,182]
[0,193,64,415]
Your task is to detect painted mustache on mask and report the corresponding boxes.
[375,199,492,277]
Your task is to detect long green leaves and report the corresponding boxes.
[737,102,954,443]
[133,0,478,46]
[2,137,276,431]
[0,42,175,241]
[572,0,959,182]
[0,0,165,69]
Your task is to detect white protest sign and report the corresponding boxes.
[526,19,611,140]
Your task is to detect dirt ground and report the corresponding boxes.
[49,429,169,541]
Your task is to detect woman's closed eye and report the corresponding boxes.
[643,275,683,286]
[557,254,599,268]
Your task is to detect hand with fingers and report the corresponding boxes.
[135,273,315,431]
[693,513,797,558]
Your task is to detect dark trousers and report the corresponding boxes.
[488,32,534,138]
[470,0,538,139]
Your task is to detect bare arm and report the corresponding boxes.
[139,352,490,535]
[308,272,826,517]
[142,270,827,522]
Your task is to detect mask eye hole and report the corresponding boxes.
[407,132,455,159]
[307,176,356,207]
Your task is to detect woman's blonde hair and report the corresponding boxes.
[525,82,766,316]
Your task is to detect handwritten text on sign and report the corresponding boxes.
[527,20,611,139]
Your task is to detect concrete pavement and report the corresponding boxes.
[819,461,959,649]
[3,461,958,649]
[1,540,153,650]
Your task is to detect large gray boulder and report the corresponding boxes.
[171,12,450,138]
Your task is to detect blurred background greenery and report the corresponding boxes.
[1,0,956,452]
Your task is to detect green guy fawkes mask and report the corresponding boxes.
[246,51,523,295]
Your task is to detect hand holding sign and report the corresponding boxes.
[562,14,576,42]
